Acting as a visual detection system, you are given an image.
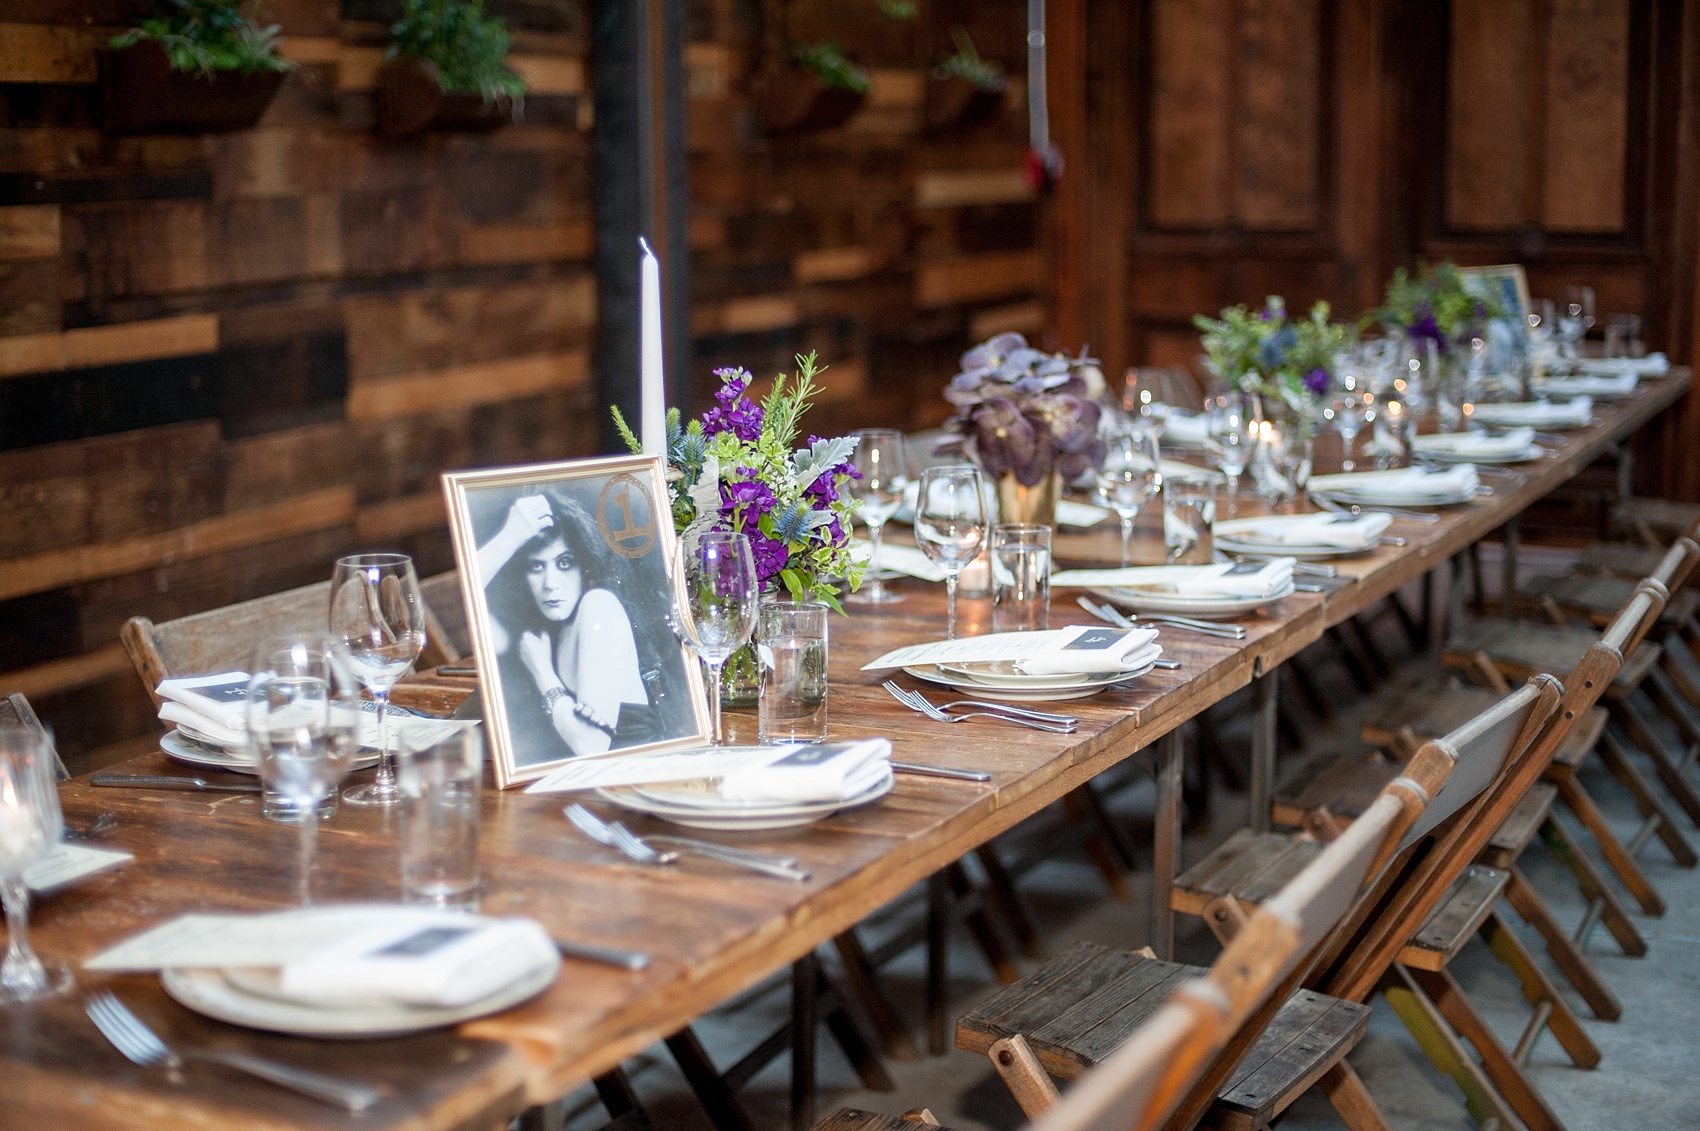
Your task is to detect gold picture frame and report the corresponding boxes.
[442,455,709,789]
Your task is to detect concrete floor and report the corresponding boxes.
[558,576,1700,1131]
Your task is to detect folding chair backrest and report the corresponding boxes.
[0,692,68,781]
[121,582,333,706]
[1061,737,1449,1131]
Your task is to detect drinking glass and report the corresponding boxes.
[1121,367,1180,432]
[1605,313,1643,359]
[398,729,482,908]
[1204,394,1255,517]
[848,429,907,605]
[675,530,758,744]
[913,465,987,640]
[990,524,1052,633]
[1526,298,1556,344]
[1163,478,1217,564]
[1560,285,1595,358]
[0,724,71,1002]
[758,601,829,744]
[1094,424,1160,566]
[249,637,361,904]
[331,554,426,807]
[1329,383,1367,473]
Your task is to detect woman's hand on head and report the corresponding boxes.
[518,630,559,691]
[504,495,554,544]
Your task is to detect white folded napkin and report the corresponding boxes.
[1576,353,1667,376]
[1050,559,1295,598]
[853,539,949,582]
[157,672,250,734]
[1161,412,1210,445]
[1533,371,1638,398]
[280,915,557,1008]
[1056,499,1111,527]
[1215,512,1390,549]
[158,672,472,754]
[1020,624,1161,676]
[1308,464,1479,499]
[1412,428,1535,458]
[1468,398,1593,428]
[718,738,892,804]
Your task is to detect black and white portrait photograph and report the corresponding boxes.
[443,456,709,788]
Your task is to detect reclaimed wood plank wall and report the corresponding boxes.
[0,0,1047,770]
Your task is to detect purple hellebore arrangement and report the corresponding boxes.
[940,332,1105,487]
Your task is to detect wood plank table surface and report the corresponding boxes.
[14,370,1691,1129]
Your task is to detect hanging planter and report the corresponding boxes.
[100,39,284,135]
[923,74,1004,133]
[760,43,868,135]
[375,56,515,137]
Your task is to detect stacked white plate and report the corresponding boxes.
[1411,429,1542,465]
[161,729,380,776]
[161,906,559,1038]
[903,657,1157,701]
[595,753,894,830]
[1087,585,1290,621]
[1308,467,1481,508]
[1214,514,1386,560]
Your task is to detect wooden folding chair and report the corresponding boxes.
[950,682,1552,1131]
[0,693,68,781]
[1305,579,1669,1131]
[824,719,1449,1131]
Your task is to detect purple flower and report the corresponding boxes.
[1304,367,1330,395]
[969,397,1037,481]
[721,476,776,523]
[703,367,764,441]
[748,531,790,583]
[1410,314,1445,348]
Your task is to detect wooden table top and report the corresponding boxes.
[18,370,1691,1128]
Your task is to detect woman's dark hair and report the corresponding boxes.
[487,485,629,637]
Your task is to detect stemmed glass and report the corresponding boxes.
[913,465,987,640]
[248,637,360,904]
[1121,367,1178,433]
[0,724,71,1002]
[1330,382,1367,473]
[330,553,426,807]
[848,429,907,605]
[1204,395,1255,517]
[1560,286,1595,359]
[675,530,758,745]
[1094,424,1160,566]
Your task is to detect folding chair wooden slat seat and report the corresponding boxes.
[1576,541,1668,579]
[1443,618,1660,694]
[1611,497,1700,544]
[1518,572,1700,628]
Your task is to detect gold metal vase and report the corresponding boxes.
[996,470,1062,528]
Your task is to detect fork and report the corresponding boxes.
[565,804,810,881]
[1308,492,1442,524]
[883,683,1077,732]
[877,681,1078,726]
[1075,597,1246,641]
[85,989,383,1112]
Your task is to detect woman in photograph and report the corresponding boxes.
[478,489,649,762]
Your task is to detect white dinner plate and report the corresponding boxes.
[936,658,1158,690]
[1087,582,1293,620]
[160,908,559,1039]
[160,730,381,776]
[1410,445,1544,466]
[902,663,1155,701]
[594,767,894,830]
[1212,536,1374,560]
[1310,485,1479,508]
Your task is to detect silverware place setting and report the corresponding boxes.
[1074,596,1247,642]
[881,681,1078,732]
[85,988,385,1112]
[564,804,811,882]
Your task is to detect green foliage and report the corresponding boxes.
[1375,261,1502,346]
[794,42,870,94]
[1193,296,1350,424]
[932,28,1004,91]
[389,0,525,105]
[877,0,918,17]
[110,0,292,76]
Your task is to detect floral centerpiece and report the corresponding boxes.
[1193,296,1349,431]
[1376,261,1500,349]
[613,353,861,705]
[938,332,1105,525]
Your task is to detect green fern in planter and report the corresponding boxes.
[110,0,292,77]
[389,0,526,106]
[793,42,869,95]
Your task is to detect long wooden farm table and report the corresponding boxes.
[16,371,1690,1131]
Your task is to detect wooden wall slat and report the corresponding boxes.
[0,205,61,260]
[0,314,219,378]
[1542,0,1629,232]
[1149,0,1234,228]
[1236,0,1322,230]
[915,250,1041,309]
[0,23,112,83]
[0,486,356,603]
[346,352,590,422]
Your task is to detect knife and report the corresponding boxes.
[891,761,993,782]
[91,773,261,793]
[553,938,651,971]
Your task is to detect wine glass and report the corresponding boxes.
[1560,285,1595,359]
[1094,424,1160,566]
[675,530,758,744]
[1204,394,1255,518]
[0,724,71,1002]
[248,637,360,904]
[1330,382,1367,473]
[1121,367,1178,433]
[330,553,426,807]
[848,429,907,605]
[913,465,987,640]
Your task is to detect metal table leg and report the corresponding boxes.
[1501,515,1520,617]
[1250,670,1277,834]
[1151,730,1184,960]
[791,952,818,1131]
